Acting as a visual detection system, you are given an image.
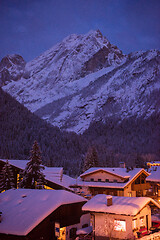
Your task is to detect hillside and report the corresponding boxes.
[0,88,87,176]
[1,86,159,173]
[0,30,160,171]
[83,114,160,167]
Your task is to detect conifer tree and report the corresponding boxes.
[19,140,46,189]
[83,146,99,172]
[0,160,15,192]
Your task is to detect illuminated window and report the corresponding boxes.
[114,220,126,232]
[58,227,66,240]
[44,185,54,190]
[132,219,137,229]
[140,217,144,226]
[17,174,20,188]
[128,192,132,197]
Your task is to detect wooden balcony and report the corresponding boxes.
[131,182,150,191]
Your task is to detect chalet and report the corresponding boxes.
[72,167,150,197]
[82,194,160,239]
[147,161,160,168]
[146,166,160,202]
[0,189,87,240]
[0,159,76,192]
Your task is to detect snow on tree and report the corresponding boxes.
[83,146,99,172]
[19,140,46,189]
[0,160,15,192]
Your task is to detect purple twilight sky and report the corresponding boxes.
[0,0,160,62]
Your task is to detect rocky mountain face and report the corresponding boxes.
[1,30,160,134]
[0,54,26,86]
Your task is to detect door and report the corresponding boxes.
[146,215,148,230]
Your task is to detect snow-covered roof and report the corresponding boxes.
[76,226,92,235]
[46,173,76,190]
[80,167,129,178]
[82,194,160,216]
[74,180,126,189]
[0,159,76,191]
[76,168,149,189]
[146,166,160,182]
[80,167,148,179]
[0,159,29,170]
[44,167,63,175]
[0,189,86,236]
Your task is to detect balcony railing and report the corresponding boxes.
[131,183,150,191]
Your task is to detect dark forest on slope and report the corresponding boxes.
[0,88,87,176]
[1,87,160,176]
[83,115,160,167]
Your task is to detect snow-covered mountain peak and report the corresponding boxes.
[2,31,160,134]
[62,29,109,47]
[22,30,125,87]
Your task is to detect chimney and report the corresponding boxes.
[106,195,112,206]
[119,162,125,168]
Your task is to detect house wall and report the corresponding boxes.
[124,184,136,197]
[132,205,151,237]
[131,173,150,197]
[82,171,124,183]
[89,187,124,197]
[81,171,149,198]
[89,185,137,197]
[93,205,151,240]
[93,213,134,240]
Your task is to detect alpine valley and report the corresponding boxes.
[0,30,160,172]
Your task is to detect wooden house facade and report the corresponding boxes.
[82,195,160,239]
[72,167,150,198]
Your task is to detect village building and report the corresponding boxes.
[146,166,160,202]
[72,167,150,198]
[0,159,76,192]
[147,161,160,168]
[82,194,160,239]
[0,188,87,240]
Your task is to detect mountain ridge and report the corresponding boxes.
[1,30,160,134]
